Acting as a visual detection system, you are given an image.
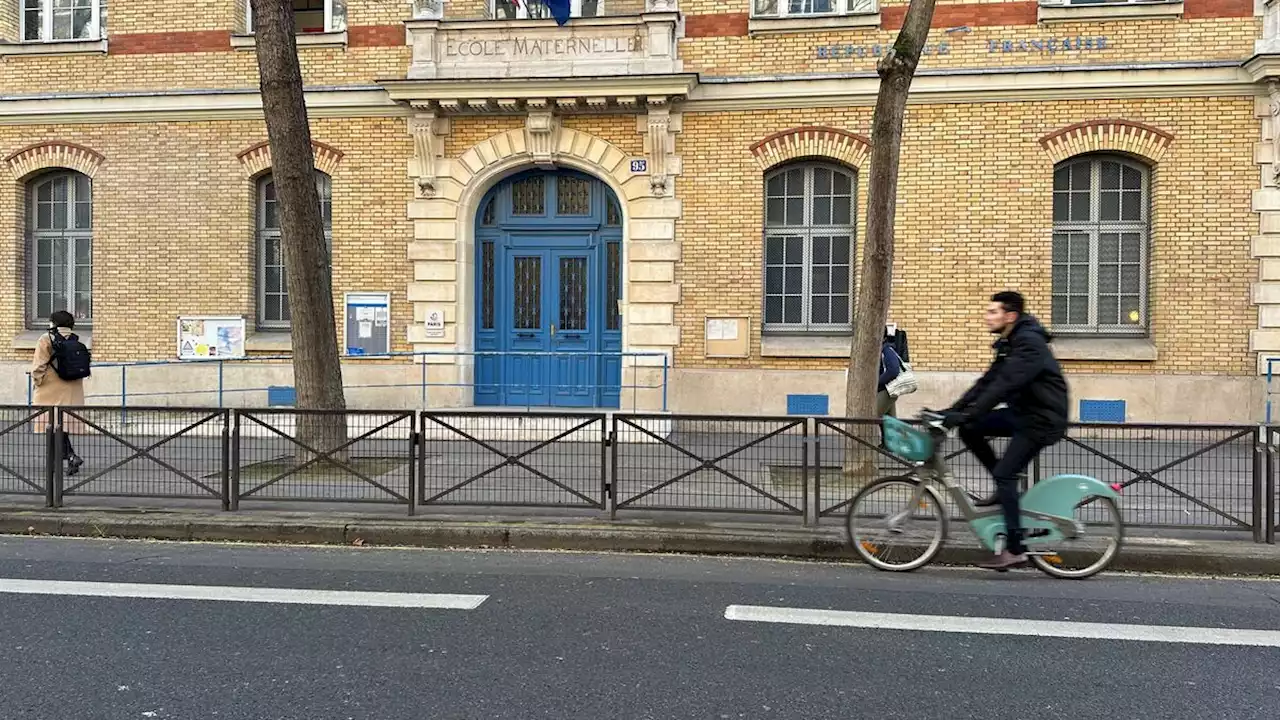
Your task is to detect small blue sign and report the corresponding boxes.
[630,158,647,173]
[267,386,297,408]
[1079,399,1125,423]
[787,394,829,416]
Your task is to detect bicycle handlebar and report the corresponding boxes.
[917,409,948,430]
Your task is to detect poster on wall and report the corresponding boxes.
[177,316,247,360]
[344,292,391,357]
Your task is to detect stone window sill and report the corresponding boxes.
[761,333,852,358]
[748,13,881,35]
[231,31,348,51]
[1037,1,1183,24]
[0,39,108,57]
[1051,336,1157,362]
[245,331,292,353]
[13,329,93,350]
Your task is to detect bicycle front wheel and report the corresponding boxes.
[1029,496,1125,579]
[846,476,948,572]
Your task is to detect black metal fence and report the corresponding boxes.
[0,406,1276,543]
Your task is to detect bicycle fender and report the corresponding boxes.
[1020,474,1120,518]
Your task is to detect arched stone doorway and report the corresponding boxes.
[473,168,623,407]
[405,121,682,413]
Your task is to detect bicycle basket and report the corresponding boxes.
[881,416,934,462]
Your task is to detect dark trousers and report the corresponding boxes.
[59,431,77,462]
[957,409,1054,555]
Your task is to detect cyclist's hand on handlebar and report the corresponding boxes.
[939,410,968,430]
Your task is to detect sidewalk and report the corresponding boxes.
[1,504,1276,577]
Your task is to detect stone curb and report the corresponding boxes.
[0,508,1276,576]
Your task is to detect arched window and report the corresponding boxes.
[1051,154,1150,335]
[763,162,856,333]
[257,171,332,329]
[28,171,93,327]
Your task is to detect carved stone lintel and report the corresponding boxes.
[646,0,677,10]
[525,105,561,168]
[409,110,447,198]
[644,101,678,197]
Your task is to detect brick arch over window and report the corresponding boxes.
[5,141,105,180]
[1038,120,1174,165]
[749,127,871,172]
[236,139,344,178]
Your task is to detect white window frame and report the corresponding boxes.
[490,0,603,20]
[27,171,93,329]
[257,171,333,330]
[20,0,102,43]
[1050,154,1151,338]
[751,0,878,18]
[1041,0,1178,6]
[762,162,857,335]
[246,0,344,34]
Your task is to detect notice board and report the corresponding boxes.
[344,292,391,356]
[177,317,246,360]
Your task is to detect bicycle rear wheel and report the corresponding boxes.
[1029,496,1125,579]
[846,476,948,572]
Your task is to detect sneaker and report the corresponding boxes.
[972,493,999,507]
[978,550,1027,571]
[66,455,83,477]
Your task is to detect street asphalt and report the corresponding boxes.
[0,537,1277,719]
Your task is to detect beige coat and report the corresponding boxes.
[31,328,86,408]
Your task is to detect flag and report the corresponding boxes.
[541,0,571,25]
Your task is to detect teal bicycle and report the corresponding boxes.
[845,411,1125,578]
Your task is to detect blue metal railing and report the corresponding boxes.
[26,350,670,413]
[1267,357,1280,425]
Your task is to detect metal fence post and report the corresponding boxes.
[407,412,418,517]
[1268,427,1277,545]
[51,408,64,508]
[220,410,231,511]
[120,366,128,426]
[608,414,619,519]
[600,415,610,514]
[1254,425,1266,544]
[812,420,823,525]
[229,410,241,511]
[43,412,55,508]
[801,418,812,527]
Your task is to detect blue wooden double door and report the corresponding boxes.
[474,170,623,408]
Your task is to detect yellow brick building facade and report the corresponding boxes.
[1,0,1277,420]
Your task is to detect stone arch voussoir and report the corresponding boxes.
[749,126,872,172]
[1038,119,1174,165]
[236,139,345,178]
[5,141,105,180]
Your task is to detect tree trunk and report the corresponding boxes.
[844,0,938,478]
[250,0,348,462]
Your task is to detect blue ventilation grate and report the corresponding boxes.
[787,394,829,416]
[1079,399,1125,423]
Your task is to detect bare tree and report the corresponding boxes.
[249,0,348,460]
[844,0,939,476]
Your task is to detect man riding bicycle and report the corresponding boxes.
[939,291,1069,570]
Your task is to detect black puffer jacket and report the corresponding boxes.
[950,314,1069,437]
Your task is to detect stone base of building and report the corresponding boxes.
[667,369,1266,425]
[0,360,1264,424]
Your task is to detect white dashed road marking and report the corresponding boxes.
[724,605,1280,647]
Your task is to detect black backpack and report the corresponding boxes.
[49,330,91,381]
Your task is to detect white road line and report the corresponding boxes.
[0,578,488,610]
[723,605,1280,647]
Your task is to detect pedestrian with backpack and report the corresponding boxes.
[31,310,90,476]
